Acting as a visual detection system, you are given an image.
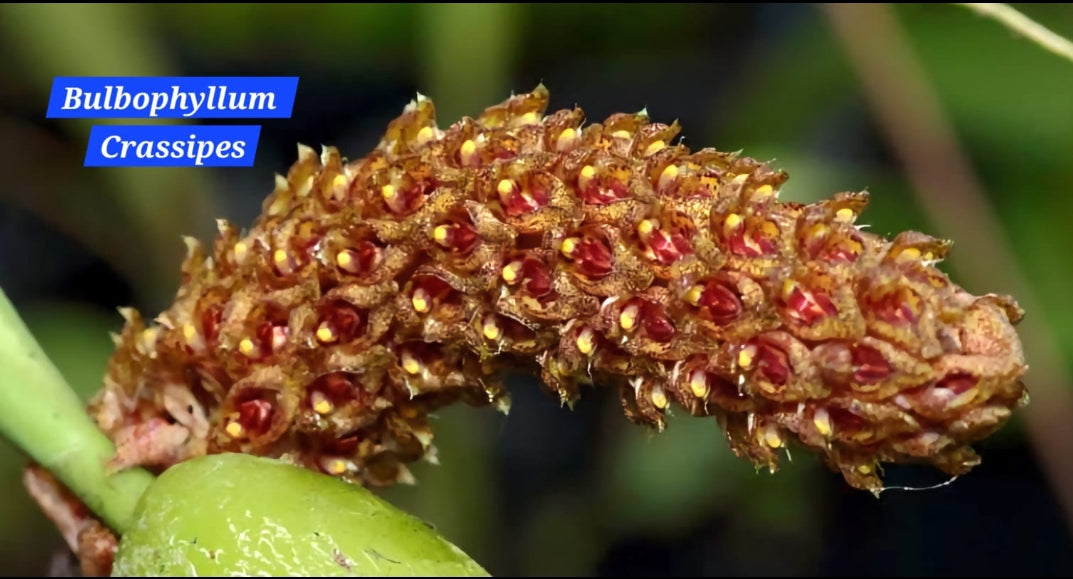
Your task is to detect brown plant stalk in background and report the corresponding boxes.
[824,1,1073,528]
[88,86,1028,496]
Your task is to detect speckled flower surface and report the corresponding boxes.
[89,86,1029,494]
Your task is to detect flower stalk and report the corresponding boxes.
[0,286,154,534]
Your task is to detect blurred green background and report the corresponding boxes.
[1,3,1072,576]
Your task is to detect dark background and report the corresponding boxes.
[1,3,1071,576]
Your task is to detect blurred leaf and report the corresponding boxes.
[602,410,821,542]
[419,3,520,121]
[715,8,854,146]
[156,4,420,72]
[0,445,61,577]
[604,415,740,533]
[899,4,1073,157]
[517,492,601,576]
[379,406,499,572]
[0,3,220,308]
[18,301,119,401]
[523,4,716,59]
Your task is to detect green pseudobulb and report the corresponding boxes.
[112,453,490,577]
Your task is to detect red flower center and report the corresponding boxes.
[637,219,694,266]
[851,345,893,385]
[316,300,367,344]
[690,279,743,325]
[577,165,630,205]
[434,218,479,255]
[783,282,838,326]
[498,176,550,217]
[562,234,614,279]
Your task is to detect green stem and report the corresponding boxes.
[0,286,154,533]
[955,3,1073,66]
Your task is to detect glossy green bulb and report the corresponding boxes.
[112,453,489,577]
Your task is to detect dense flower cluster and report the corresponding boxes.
[89,86,1029,494]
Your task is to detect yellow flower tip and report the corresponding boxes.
[401,351,422,375]
[459,139,477,165]
[225,420,244,439]
[763,425,783,448]
[658,164,679,189]
[433,225,455,248]
[619,304,640,332]
[315,322,337,344]
[724,213,743,230]
[332,173,348,190]
[643,139,666,157]
[737,345,756,370]
[754,184,774,197]
[273,248,296,275]
[578,165,596,189]
[411,288,431,313]
[779,277,796,300]
[611,130,632,140]
[813,408,832,437]
[807,223,829,244]
[381,184,396,201]
[140,327,160,348]
[650,386,669,410]
[684,285,704,307]
[497,178,515,197]
[898,247,922,261]
[689,369,709,399]
[267,197,289,217]
[502,260,523,283]
[482,316,501,341]
[637,219,656,237]
[326,458,349,475]
[562,234,588,257]
[311,391,334,415]
[415,125,435,145]
[238,338,257,358]
[335,250,352,269]
[560,237,580,258]
[857,464,873,475]
[835,207,855,222]
[518,111,540,126]
[233,241,248,263]
[273,250,294,275]
[576,327,596,355]
[182,324,198,343]
[555,128,577,152]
